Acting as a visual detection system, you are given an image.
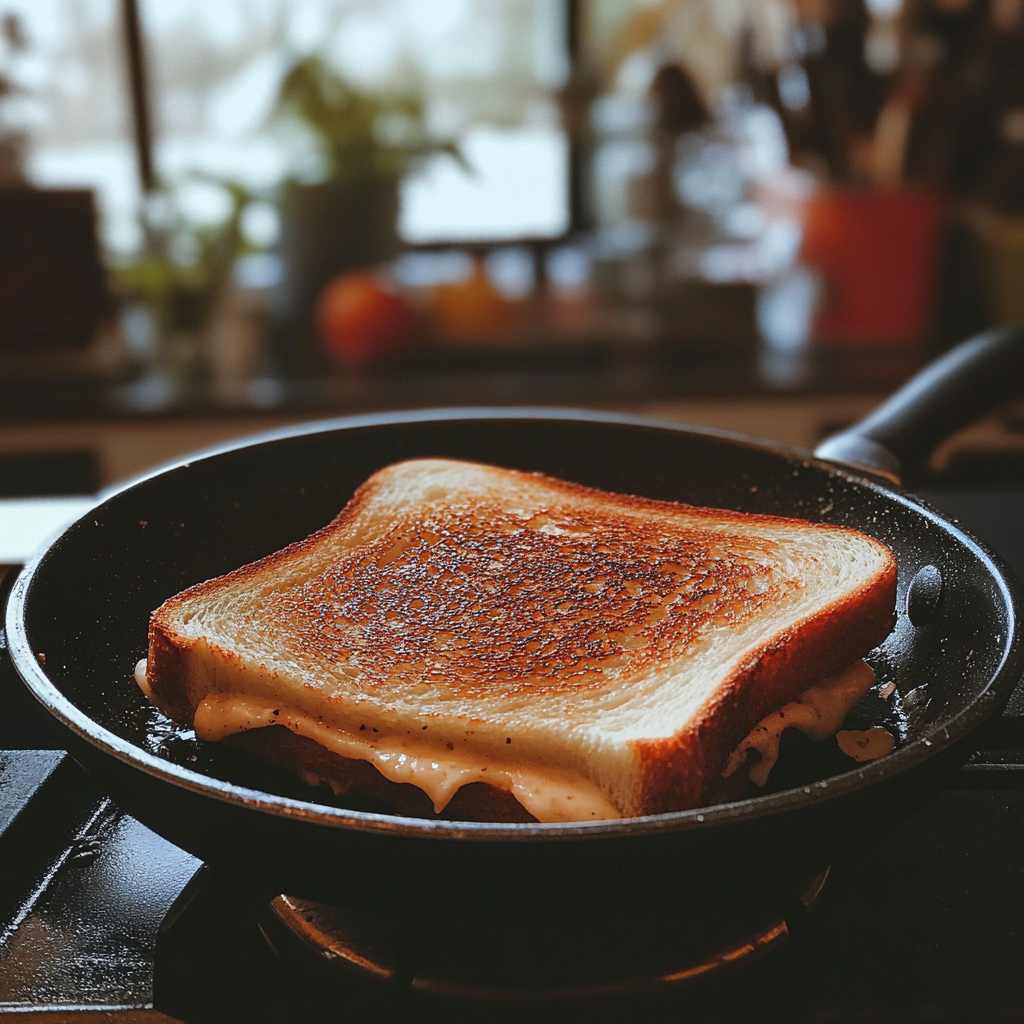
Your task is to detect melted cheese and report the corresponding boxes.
[186,691,621,823]
[836,727,895,762]
[135,658,154,700]
[722,660,876,787]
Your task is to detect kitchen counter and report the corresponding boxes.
[0,348,924,424]
[0,348,924,491]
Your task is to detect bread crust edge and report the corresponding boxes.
[631,545,897,814]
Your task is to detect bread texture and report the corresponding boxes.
[143,458,897,822]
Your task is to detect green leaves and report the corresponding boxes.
[271,55,460,190]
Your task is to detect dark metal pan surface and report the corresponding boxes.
[6,331,1024,906]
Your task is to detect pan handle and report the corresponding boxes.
[814,326,1024,484]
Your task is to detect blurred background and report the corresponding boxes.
[2,0,1024,499]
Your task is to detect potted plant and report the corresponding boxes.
[114,178,257,378]
[269,56,458,374]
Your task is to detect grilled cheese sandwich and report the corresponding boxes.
[139,458,897,821]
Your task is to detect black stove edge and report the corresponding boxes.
[0,751,200,1018]
[3,742,1024,1023]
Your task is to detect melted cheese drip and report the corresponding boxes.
[722,660,876,787]
[836,727,895,762]
[183,691,621,823]
[135,658,154,700]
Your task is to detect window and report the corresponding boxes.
[0,2,136,252]
[0,0,572,255]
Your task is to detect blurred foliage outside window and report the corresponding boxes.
[0,0,568,262]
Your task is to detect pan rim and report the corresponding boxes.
[6,406,1023,843]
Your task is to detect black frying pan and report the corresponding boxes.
[6,329,1024,914]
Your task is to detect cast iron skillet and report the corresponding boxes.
[6,328,1024,913]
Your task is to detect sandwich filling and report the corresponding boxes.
[136,657,876,820]
[197,692,620,821]
[722,659,877,786]
[135,658,619,820]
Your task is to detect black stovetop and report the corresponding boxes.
[2,487,1024,1024]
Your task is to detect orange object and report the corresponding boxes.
[800,187,945,348]
[316,271,418,369]
[431,257,519,343]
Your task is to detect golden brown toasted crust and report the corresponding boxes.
[259,504,805,701]
[633,561,896,812]
[146,622,197,724]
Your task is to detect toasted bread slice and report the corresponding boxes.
[142,458,896,822]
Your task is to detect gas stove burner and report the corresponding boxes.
[262,867,830,1001]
